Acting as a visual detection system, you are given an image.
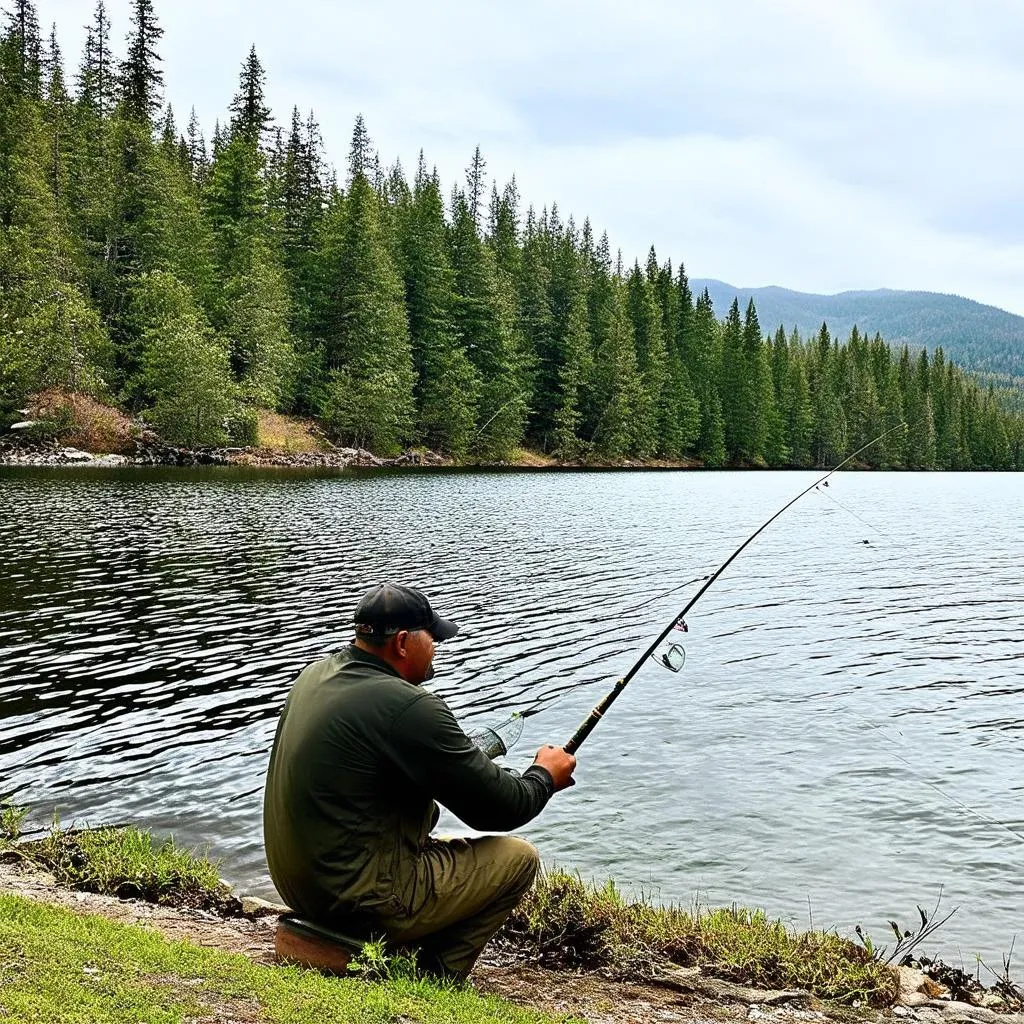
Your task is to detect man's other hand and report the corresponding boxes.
[533,745,577,791]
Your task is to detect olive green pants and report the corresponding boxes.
[376,835,539,979]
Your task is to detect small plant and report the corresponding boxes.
[855,889,958,966]
[0,799,29,844]
[346,939,421,982]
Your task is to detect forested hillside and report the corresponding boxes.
[2,0,1023,470]
[694,281,1024,381]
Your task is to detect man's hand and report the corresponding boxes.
[533,745,577,792]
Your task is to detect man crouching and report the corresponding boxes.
[263,583,577,981]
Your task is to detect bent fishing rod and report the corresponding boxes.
[561,425,905,756]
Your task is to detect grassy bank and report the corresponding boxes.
[1,815,905,1009]
[0,894,563,1024]
[505,871,898,1006]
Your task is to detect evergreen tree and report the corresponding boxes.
[589,281,642,458]
[318,155,415,453]
[517,209,556,446]
[449,191,528,458]
[626,260,667,457]
[685,289,726,466]
[399,167,479,456]
[133,270,235,445]
[119,0,163,122]
[229,46,271,144]
[347,113,372,182]
[77,2,117,116]
[465,145,486,229]
[2,0,42,98]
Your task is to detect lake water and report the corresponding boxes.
[1,466,1022,965]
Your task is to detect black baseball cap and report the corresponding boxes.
[352,584,459,641]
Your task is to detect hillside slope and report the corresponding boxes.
[691,281,1024,380]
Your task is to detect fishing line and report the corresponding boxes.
[814,483,890,540]
[823,706,1024,848]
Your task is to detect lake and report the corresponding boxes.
[1,466,1021,964]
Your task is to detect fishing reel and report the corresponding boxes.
[656,643,686,673]
[655,615,688,672]
[468,712,524,760]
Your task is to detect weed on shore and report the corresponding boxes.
[502,870,900,1007]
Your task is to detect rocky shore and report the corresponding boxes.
[0,434,451,470]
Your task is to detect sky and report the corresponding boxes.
[40,0,1024,315]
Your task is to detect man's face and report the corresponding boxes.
[397,628,435,684]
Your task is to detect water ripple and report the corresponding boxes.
[1,467,1022,962]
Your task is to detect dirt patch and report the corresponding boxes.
[0,862,277,962]
[28,389,139,454]
[253,410,327,455]
[144,975,264,1024]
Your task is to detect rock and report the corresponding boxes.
[92,454,128,466]
[240,895,289,917]
[979,995,1005,1010]
[9,420,40,430]
[59,448,94,462]
[900,966,949,1006]
[892,1006,915,1018]
[938,1000,1004,1023]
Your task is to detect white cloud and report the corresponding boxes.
[40,0,1024,314]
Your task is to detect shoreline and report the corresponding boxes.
[2,821,1022,1023]
[0,435,932,473]
[0,434,707,472]
[4,857,1015,1024]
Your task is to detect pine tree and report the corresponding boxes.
[2,0,43,98]
[449,191,528,458]
[347,114,372,182]
[683,287,725,466]
[77,2,117,116]
[185,107,207,184]
[486,177,521,280]
[120,0,163,122]
[551,286,592,459]
[398,167,479,456]
[465,145,486,230]
[317,150,415,453]
[229,46,272,144]
[133,270,235,445]
[589,281,642,458]
[626,260,667,458]
[517,209,556,446]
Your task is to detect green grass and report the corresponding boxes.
[502,870,899,1007]
[2,814,901,1009]
[0,895,572,1024]
[16,820,234,912]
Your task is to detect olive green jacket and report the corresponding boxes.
[263,646,554,919]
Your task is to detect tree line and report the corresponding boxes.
[2,0,1022,470]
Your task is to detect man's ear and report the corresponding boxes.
[393,630,410,658]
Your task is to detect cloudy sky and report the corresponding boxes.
[42,0,1024,314]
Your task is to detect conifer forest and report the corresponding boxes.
[2,0,1022,469]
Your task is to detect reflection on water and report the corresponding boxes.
[1,466,1022,961]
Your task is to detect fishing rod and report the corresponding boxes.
[562,425,905,755]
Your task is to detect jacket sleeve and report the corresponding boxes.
[384,691,554,831]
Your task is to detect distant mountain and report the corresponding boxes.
[690,281,1024,382]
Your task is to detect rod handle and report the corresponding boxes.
[564,678,627,754]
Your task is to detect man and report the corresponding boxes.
[263,583,577,980]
